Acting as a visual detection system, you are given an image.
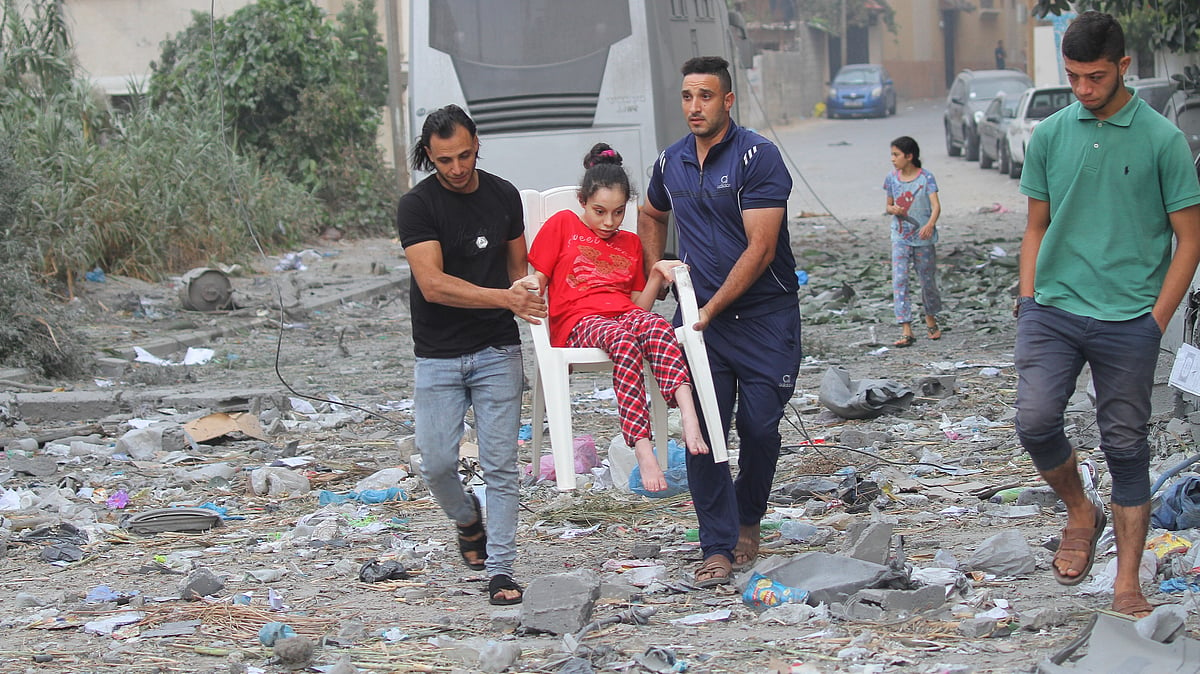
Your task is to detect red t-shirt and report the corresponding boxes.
[528,210,647,346]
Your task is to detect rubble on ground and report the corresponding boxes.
[2,217,1200,673]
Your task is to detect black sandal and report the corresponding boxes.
[488,574,523,605]
[457,492,487,571]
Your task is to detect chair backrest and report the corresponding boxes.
[520,185,640,354]
[521,185,638,250]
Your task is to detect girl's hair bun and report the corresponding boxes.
[584,143,622,169]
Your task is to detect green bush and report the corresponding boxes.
[6,99,316,282]
[150,0,395,237]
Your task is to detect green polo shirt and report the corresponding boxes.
[1019,89,1200,321]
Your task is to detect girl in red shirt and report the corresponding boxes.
[528,144,710,491]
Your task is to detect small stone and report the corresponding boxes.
[630,543,660,559]
[273,636,314,669]
[14,592,48,607]
[958,617,999,638]
[179,567,225,600]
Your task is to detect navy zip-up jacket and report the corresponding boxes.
[646,120,797,318]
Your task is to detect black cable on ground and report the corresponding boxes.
[206,1,411,433]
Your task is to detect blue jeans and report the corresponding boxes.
[1014,299,1160,506]
[415,345,523,578]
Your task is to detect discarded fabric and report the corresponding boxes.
[1151,475,1200,531]
[818,366,914,419]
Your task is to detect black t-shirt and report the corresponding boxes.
[396,170,524,358]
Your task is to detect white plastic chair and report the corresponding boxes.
[521,187,667,491]
[521,186,727,491]
[669,265,728,464]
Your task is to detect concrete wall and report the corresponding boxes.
[57,0,409,169]
[881,0,1033,99]
[61,1,404,93]
[880,0,944,99]
[63,1,258,92]
[744,26,828,127]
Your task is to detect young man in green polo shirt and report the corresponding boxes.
[1015,11,1200,618]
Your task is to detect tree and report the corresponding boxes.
[1033,1,1199,55]
[150,0,394,235]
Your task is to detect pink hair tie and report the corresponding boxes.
[600,149,615,157]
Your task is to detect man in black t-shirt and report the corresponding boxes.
[396,105,545,605]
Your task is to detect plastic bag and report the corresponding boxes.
[538,435,600,481]
[630,439,689,498]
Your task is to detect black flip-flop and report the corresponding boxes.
[488,574,523,605]
[456,492,487,571]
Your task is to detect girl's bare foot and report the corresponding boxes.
[674,385,710,455]
[681,410,710,455]
[633,438,667,492]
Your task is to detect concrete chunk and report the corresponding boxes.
[757,552,889,605]
[842,521,894,565]
[520,569,601,634]
[15,391,124,423]
[958,616,1000,638]
[850,584,945,614]
[179,567,224,600]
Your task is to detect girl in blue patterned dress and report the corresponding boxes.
[882,136,942,347]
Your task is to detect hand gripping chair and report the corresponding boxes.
[520,186,728,491]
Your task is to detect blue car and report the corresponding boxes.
[826,64,897,119]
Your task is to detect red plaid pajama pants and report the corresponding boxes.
[566,308,691,446]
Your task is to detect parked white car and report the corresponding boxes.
[1004,85,1075,179]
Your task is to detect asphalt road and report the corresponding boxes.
[762,97,1029,222]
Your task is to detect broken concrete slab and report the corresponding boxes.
[752,552,891,606]
[1037,611,1200,673]
[917,375,958,398]
[850,585,946,615]
[1019,607,1068,632]
[842,521,894,565]
[178,567,224,600]
[520,569,601,635]
[134,387,278,413]
[14,391,126,423]
[958,616,1001,638]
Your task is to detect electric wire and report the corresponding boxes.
[740,55,862,242]
[779,402,968,473]
[206,0,411,432]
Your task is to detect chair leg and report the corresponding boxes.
[539,364,578,491]
[530,370,545,457]
[647,371,669,471]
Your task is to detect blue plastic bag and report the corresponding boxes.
[630,439,689,498]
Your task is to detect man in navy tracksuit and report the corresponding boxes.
[639,56,800,587]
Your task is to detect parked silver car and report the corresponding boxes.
[977,92,1019,171]
[1004,85,1074,179]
